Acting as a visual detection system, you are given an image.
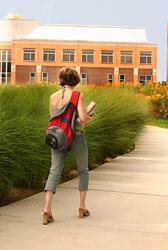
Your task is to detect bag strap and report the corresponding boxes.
[50,91,80,121]
[70,91,80,107]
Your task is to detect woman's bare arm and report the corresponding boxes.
[77,93,91,125]
[49,94,57,118]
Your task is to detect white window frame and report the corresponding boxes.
[139,52,152,64]
[62,49,75,62]
[0,50,11,85]
[29,72,36,83]
[23,48,36,61]
[80,73,87,84]
[101,51,114,64]
[82,50,94,63]
[43,49,56,62]
[119,74,125,83]
[0,50,11,62]
[107,74,114,84]
[42,72,48,83]
[120,51,133,64]
[139,75,152,84]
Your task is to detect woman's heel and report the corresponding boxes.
[79,208,90,218]
[43,212,54,225]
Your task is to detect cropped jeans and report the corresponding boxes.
[44,132,89,193]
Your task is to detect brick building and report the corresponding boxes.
[0,13,157,85]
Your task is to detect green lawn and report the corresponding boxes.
[146,118,168,129]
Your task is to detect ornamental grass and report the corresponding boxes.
[0,84,147,200]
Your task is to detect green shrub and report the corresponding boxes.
[0,84,147,198]
[137,83,168,119]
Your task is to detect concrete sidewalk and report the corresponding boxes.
[1,125,168,250]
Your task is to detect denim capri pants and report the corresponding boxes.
[44,132,89,193]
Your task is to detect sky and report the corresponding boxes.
[0,0,167,81]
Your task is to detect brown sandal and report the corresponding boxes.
[79,208,90,218]
[43,212,54,225]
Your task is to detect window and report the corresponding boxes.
[140,52,152,64]
[42,72,48,83]
[82,50,94,63]
[0,50,11,84]
[62,50,75,62]
[0,50,11,62]
[120,51,133,64]
[29,72,36,83]
[81,73,87,84]
[107,74,113,84]
[0,72,11,84]
[120,74,125,83]
[139,75,152,84]
[23,49,35,61]
[101,51,114,63]
[43,49,55,61]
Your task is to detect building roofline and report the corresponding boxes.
[13,38,157,47]
[38,23,146,30]
[0,18,146,30]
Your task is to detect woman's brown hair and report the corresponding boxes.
[59,67,81,87]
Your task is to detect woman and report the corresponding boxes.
[43,67,92,225]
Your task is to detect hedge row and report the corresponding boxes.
[0,84,148,200]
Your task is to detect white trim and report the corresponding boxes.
[29,72,36,83]
[120,51,133,64]
[153,68,157,76]
[11,64,16,72]
[62,49,75,62]
[36,65,41,72]
[0,51,2,84]
[139,51,152,64]
[81,50,94,63]
[101,50,114,64]
[114,67,119,75]
[0,50,11,84]
[75,66,80,74]
[42,72,48,82]
[80,73,87,84]
[5,51,7,84]
[43,49,56,62]
[134,68,138,75]
[23,48,36,61]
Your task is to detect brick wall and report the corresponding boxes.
[119,68,134,82]
[80,67,114,85]
[41,66,61,83]
[16,65,36,83]
[15,65,154,84]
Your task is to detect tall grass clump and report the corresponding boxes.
[78,86,148,163]
[0,84,148,201]
[0,84,55,198]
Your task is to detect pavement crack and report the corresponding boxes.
[59,186,168,197]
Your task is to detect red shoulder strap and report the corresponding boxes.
[70,91,80,107]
